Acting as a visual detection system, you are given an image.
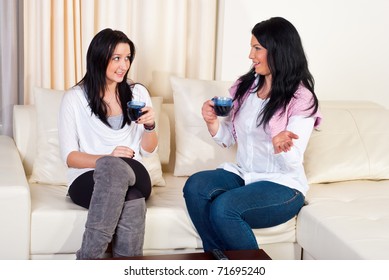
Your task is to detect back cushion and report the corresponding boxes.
[26,87,166,186]
[13,105,38,176]
[304,105,389,183]
[170,76,236,176]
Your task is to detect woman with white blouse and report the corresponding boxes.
[59,28,157,259]
[183,17,322,252]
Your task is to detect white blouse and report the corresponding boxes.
[58,84,154,186]
[213,93,315,196]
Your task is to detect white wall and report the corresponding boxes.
[216,0,389,108]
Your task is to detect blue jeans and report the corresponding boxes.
[183,169,305,251]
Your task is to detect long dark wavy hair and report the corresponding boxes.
[234,17,319,128]
[76,28,136,128]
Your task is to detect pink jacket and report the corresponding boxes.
[229,79,322,138]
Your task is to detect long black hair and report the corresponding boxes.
[234,17,319,128]
[77,28,136,127]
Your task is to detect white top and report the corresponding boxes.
[58,84,154,186]
[213,93,315,195]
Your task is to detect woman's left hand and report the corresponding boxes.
[272,131,299,154]
[137,106,155,127]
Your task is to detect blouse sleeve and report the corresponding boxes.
[212,114,236,148]
[58,89,79,165]
[273,115,315,173]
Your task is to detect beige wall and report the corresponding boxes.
[216,0,389,108]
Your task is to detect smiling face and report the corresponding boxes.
[106,42,132,85]
[249,35,271,77]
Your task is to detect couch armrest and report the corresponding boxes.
[0,135,31,259]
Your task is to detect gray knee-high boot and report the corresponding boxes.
[112,197,147,257]
[76,156,136,260]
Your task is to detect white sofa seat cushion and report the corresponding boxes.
[146,173,297,250]
[29,175,199,255]
[253,217,296,245]
[144,174,201,251]
[30,173,297,256]
[30,183,86,255]
[297,180,389,259]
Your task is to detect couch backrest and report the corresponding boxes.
[160,104,176,173]
[13,105,37,176]
[304,100,389,184]
[13,103,174,176]
[13,77,389,184]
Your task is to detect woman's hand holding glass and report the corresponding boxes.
[202,99,220,136]
[202,100,218,122]
[136,106,155,127]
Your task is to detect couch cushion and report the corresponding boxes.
[29,87,68,185]
[0,136,31,259]
[141,96,166,186]
[28,87,166,187]
[170,76,236,176]
[30,173,296,255]
[143,174,201,250]
[147,174,297,250]
[297,180,389,259]
[30,183,86,255]
[304,105,389,184]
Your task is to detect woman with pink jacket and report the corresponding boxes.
[184,17,322,252]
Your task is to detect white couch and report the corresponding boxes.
[297,102,389,259]
[1,76,389,260]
